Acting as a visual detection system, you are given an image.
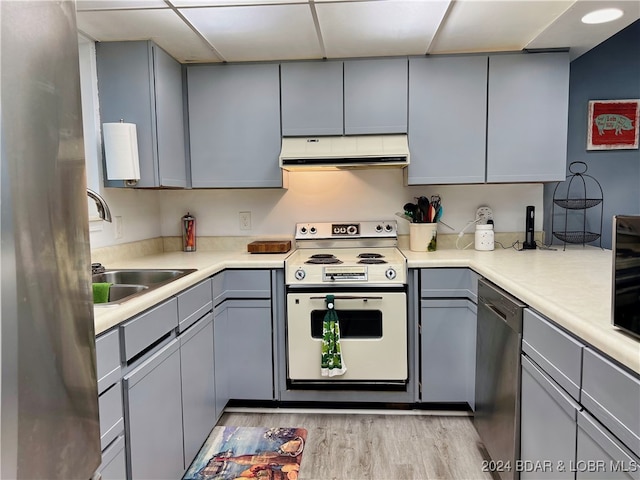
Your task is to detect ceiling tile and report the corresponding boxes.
[315,0,451,58]
[178,4,323,61]
[171,0,306,5]
[430,0,574,54]
[76,9,221,62]
[77,0,168,11]
[526,0,640,59]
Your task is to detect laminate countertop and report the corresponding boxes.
[93,245,640,375]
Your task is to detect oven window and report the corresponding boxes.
[310,310,383,338]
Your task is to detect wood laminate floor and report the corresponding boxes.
[217,409,494,480]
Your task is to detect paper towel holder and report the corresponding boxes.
[103,119,140,186]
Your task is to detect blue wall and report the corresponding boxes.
[544,20,640,249]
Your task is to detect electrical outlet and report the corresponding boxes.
[239,211,252,230]
[476,206,494,224]
[114,216,123,239]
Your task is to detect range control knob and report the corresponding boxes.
[385,224,394,232]
[300,226,307,234]
[375,224,383,232]
[309,226,317,234]
[347,225,357,235]
[294,269,306,281]
[385,268,397,280]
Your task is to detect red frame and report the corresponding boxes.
[587,99,639,150]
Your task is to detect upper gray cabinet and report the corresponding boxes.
[187,63,283,188]
[406,52,569,185]
[407,56,488,185]
[281,61,344,136]
[96,41,187,188]
[344,58,408,134]
[280,58,408,136]
[487,52,569,183]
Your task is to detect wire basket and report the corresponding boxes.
[553,231,601,244]
[553,198,602,210]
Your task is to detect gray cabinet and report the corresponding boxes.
[213,299,274,413]
[344,58,408,134]
[281,61,344,136]
[421,298,476,406]
[419,268,478,407]
[407,56,488,185]
[124,339,184,480]
[487,52,569,183]
[577,410,640,480]
[96,41,187,188]
[180,313,216,469]
[520,356,579,480]
[187,64,283,188]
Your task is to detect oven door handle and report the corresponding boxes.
[309,295,383,301]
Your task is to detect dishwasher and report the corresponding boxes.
[475,278,526,480]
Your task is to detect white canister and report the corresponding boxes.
[409,223,438,252]
[475,224,494,251]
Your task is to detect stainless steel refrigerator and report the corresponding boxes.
[1,1,102,478]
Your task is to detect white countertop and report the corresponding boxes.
[93,245,640,375]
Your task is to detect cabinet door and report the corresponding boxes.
[187,64,282,188]
[407,56,487,185]
[281,61,344,136]
[97,435,127,480]
[214,299,273,414]
[344,58,408,134]
[577,411,640,480]
[420,299,476,407]
[96,41,187,188]
[487,53,569,183]
[180,314,216,469]
[124,339,184,480]
[520,356,579,480]
[152,43,188,187]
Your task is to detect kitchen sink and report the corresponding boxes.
[93,268,197,306]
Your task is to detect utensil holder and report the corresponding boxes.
[409,223,437,252]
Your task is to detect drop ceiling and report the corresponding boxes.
[76,0,640,64]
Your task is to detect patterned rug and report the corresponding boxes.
[183,426,307,480]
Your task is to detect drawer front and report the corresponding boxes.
[420,268,478,302]
[121,298,178,362]
[96,329,121,394]
[97,435,126,480]
[98,382,124,451]
[582,348,640,457]
[522,309,583,400]
[213,269,271,305]
[178,278,213,332]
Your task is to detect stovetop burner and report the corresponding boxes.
[358,253,385,259]
[358,258,387,265]
[305,254,343,265]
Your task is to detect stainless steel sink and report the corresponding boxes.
[93,268,197,306]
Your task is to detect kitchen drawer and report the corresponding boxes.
[97,435,126,480]
[213,269,271,305]
[120,298,178,363]
[420,268,479,302]
[99,382,124,451]
[96,329,121,394]
[582,348,640,457]
[522,308,584,400]
[177,278,213,332]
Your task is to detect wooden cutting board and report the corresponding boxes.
[247,240,292,254]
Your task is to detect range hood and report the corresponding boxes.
[279,134,410,170]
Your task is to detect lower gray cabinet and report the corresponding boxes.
[124,339,184,480]
[520,356,579,479]
[180,313,216,469]
[577,410,640,480]
[420,298,476,407]
[213,299,274,416]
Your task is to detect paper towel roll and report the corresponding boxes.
[103,122,140,181]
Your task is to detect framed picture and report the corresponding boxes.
[587,99,639,150]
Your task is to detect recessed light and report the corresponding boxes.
[581,8,624,24]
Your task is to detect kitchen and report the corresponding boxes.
[1,1,640,480]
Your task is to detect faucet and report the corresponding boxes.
[87,188,112,222]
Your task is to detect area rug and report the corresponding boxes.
[183,426,307,480]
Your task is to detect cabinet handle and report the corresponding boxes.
[309,295,383,301]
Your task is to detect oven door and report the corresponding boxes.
[286,291,407,383]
